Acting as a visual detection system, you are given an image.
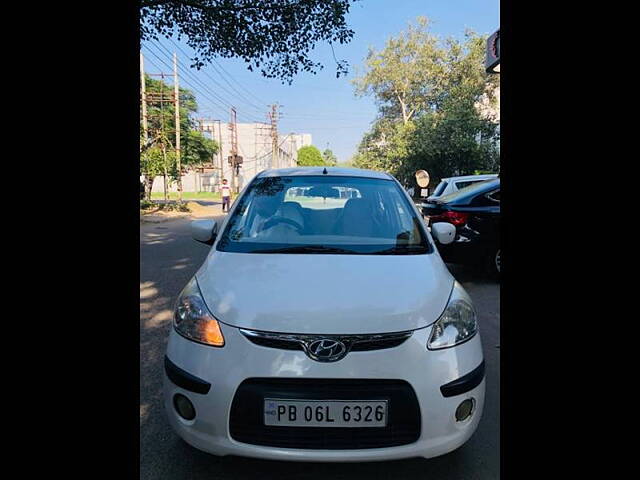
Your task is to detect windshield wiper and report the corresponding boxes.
[251,245,358,254]
[372,245,428,255]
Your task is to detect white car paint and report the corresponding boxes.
[164,167,485,462]
[428,174,498,201]
[196,251,453,334]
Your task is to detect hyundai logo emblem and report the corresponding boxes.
[306,339,348,362]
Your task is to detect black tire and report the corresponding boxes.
[486,247,500,280]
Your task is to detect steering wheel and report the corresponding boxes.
[262,216,304,232]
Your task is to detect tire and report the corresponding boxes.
[486,247,500,280]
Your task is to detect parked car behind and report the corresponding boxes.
[428,174,498,202]
[421,178,500,278]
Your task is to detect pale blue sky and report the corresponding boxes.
[141,0,499,163]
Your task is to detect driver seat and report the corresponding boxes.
[275,202,305,231]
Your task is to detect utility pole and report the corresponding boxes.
[140,53,148,147]
[173,53,182,203]
[268,104,280,169]
[160,74,168,203]
[229,107,240,194]
[216,120,223,180]
[142,61,178,203]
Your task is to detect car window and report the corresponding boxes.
[217,176,430,254]
[455,180,484,190]
[432,181,448,196]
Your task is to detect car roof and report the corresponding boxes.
[438,178,500,204]
[441,174,498,182]
[256,167,394,181]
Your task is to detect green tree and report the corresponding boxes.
[140,76,219,197]
[297,145,325,166]
[322,149,338,166]
[352,17,446,125]
[144,75,197,147]
[351,18,499,185]
[140,143,176,201]
[404,31,500,184]
[140,0,357,83]
[181,130,219,171]
[352,119,416,182]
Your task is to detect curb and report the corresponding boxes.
[140,212,191,224]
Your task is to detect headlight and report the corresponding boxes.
[174,277,225,347]
[428,282,477,350]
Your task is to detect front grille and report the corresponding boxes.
[240,330,413,356]
[229,378,421,449]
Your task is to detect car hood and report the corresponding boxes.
[195,251,454,334]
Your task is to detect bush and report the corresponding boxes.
[140,200,155,210]
[140,200,190,213]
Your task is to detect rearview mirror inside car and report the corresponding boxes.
[191,219,218,245]
[307,186,340,198]
[431,222,456,245]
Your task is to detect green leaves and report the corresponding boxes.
[351,17,500,186]
[181,129,219,171]
[140,76,219,191]
[297,145,326,166]
[322,149,338,166]
[140,0,357,84]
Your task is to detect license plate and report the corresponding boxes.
[264,399,388,427]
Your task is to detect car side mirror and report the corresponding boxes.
[431,222,456,245]
[191,219,218,245]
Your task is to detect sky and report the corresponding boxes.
[141,0,499,164]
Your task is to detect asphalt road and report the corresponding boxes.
[140,216,500,480]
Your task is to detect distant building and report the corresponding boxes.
[151,122,312,193]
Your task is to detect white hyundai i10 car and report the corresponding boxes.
[163,167,485,462]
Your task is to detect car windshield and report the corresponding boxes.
[216,175,430,254]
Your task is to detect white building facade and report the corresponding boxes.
[151,122,312,194]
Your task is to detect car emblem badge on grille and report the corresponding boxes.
[306,339,348,362]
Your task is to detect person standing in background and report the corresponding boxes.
[220,178,231,213]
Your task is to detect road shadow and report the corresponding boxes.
[140,220,212,458]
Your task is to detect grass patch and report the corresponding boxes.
[150,191,224,200]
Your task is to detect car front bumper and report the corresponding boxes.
[163,322,485,462]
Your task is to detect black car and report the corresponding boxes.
[420,178,500,277]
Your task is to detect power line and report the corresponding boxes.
[154,39,254,113]
[143,46,222,111]
[144,43,265,124]
[166,37,267,114]
[158,39,380,122]
[211,57,269,107]
[152,40,267,124]
[142,44,232,117]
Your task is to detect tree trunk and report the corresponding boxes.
[399,98,408,124]
[145,177,155,201]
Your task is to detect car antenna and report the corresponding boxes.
[323,167,328,174]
